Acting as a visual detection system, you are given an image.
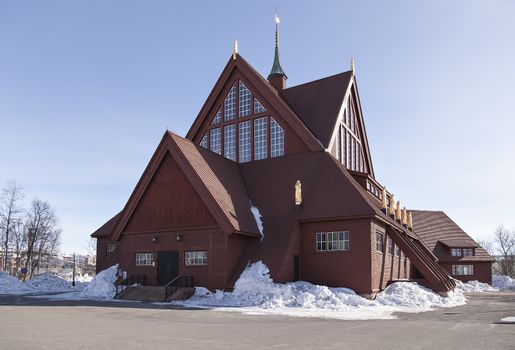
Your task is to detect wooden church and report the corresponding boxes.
[92,22,492,297]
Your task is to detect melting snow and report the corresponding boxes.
[250,205,264,241]
[0,272,33,294]
[173,261,470,320]
[79,264,118,300]
[25,273,85,292]
[492,275,515,291]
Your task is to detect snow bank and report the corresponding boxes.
[79,265,118,300]
[0,272,32,294]
[492,275,515,291]
[250,205,264,241]
[175,261,467,320]
[25,273,76,292]
[454,279,497,293]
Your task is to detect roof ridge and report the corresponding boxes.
[283,70,353,91]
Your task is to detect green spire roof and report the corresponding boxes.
[268,21,287,80]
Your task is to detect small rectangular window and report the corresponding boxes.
[451,248,462,257]
[224,124,236,161]
[210,128,221,155]
[387,236,394,255]
[396,245,401,257]
[106,243,116,258]
[316,231,349,251]
[239,121,251,163]
[270,117,284,157]
[254,117,268,160]
[185,251,208,266]
[135,253,154,267]
[452,264,474,276]
[462,248,474,256]
[376,232,384,252]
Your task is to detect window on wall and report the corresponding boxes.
[270,117,285,157]
[336,126,341,161]
[212,109,222,125]
[376,232,384,252]
[199,80,285,163]
[239,81,252,117]
[451,248,462,257]
[135,253,154,266]
[254,98,266,113]
[396,245,401,257]
[316,231,350,251]
[224,83,237,121]
[452,264,474,276]
[209,128,221,155]
[185,251,208,266]
[254,117,268,160]
[387,236,394,255]
[106,243,116,258]
[224,124,236,161]
[463,248,474,257]
[239,121,251,163]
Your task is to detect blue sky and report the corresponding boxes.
[1,1,514,254]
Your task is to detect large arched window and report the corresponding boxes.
[199,80,285,163]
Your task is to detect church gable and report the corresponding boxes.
[187,56,322,163]
[123,151,217,233]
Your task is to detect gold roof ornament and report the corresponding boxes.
[408,212,413,230]
[295,180,302,206]
[395,201,401,221]
[351,58,355,75]
[402,207,408,226]
[388,194,395,216]
[232,40,238,60]
[381,187,387,210]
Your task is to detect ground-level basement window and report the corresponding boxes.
[316,231,350,251]
[185,251,208,266]
[106,243,116,258]
[452,264,474,276]
[135,253,155,267]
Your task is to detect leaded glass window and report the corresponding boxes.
[239,81,252,117]
[224,124,236,161]
[210,128,221,155]
[452,264,474,276]
[200,133,208,149]
[224,83,237,121]
[254,117,268,160]
[239,121,251,163]
[135,253,154,266]
[212,109,222,125]
[270,117,284,158]
[316,231,350,251]
[254,98,266,114]
[185,251,208,266]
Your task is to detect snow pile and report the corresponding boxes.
[175,261,466,320]
[454,279,497,293]
[250,205,264,241]
[376,282,466,309]
[79,265,118,300]
[492,275,515,291]
[0,272,32,294]
[25,273,76,292]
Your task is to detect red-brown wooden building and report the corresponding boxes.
[92,29,492,296]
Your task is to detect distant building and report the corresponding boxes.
[91,24,492,296]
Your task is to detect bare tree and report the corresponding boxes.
[0,181,24,271]
[492,226,515,278]
[25,199,61,277]
[477,239,495,256]
[85,237,97,257]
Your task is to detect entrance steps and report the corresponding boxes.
[116,285,195,302]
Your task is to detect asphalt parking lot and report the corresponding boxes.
[0,292,514,350]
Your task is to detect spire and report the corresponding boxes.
[267,14,287,90]
[232,40,238,60]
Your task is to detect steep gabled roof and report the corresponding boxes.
[91,212,121,238]
[109,131,260,241]
[281,71,353,148]
[411,210,494,262]
[186,54,323,152]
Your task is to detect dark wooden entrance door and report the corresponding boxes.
[157,251,179,286]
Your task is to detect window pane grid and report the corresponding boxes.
[135,253,154,266]
[316,231,350,251]
[270,117,284,157]
[452,264,474,276]
[239,121,251,163]
[224,83,237,121]
[212,109,222,125]
[185,251,208,266]
[254,117,268,160]
[200,133,208,149]
[224,124,236,161]
[239,81,252,117]
[209,128,221,155]
[254,98,266,114]
[376,232,384,252]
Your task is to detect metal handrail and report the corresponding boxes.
[114,274,146,298]
[164,275,194,301]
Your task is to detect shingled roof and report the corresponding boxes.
[280,71,353,148]
[91,212,121,238]
[411,210,494,262]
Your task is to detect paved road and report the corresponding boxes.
[0,292,514,350]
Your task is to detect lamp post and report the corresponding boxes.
[72,253,76,287]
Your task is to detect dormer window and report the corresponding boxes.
[463,248,474,256]
[451,248,462,257]
[199,80,285,162]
